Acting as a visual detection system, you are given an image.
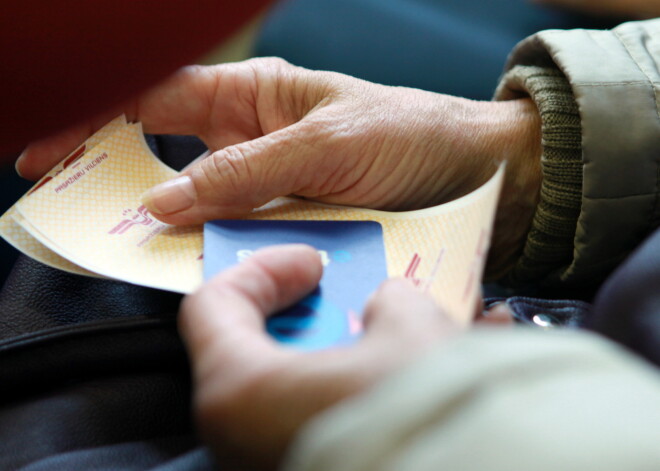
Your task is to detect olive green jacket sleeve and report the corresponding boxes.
[495,19,660,289]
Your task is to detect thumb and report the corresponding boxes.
[141,124,322,225]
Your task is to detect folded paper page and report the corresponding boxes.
[2,117,504,324]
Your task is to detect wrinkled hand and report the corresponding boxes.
[16,58,542,275]
[532,0,660,18]
[179,244,458,469]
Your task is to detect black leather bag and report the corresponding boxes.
[0,136,221,470]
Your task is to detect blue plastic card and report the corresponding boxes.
[203,220,387,351]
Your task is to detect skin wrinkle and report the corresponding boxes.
[290,113,367,198]
[377,148,423,209]
[236,63,259,122]
[333,116,388,190]
[434,99,489,196]
[325,92,439,209]
[208,148,251,203]
[256,59,298,135]
[422,112,481,205]
[328,115,395,205]
[204,66,226,144]
[266,61,289,132]
[303,158,354,198]
[216,65,262,149]
[250,60,276,138]
[332,147,387,207]
[292,71,314,120]
[287,67,322,128]
[369,101,423,206]
[261,130,306,195]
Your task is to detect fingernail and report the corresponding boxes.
[15,151,27,178]
[141,175,196,215]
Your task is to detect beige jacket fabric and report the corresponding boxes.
[284,330,660,471]
[282,19,660,471]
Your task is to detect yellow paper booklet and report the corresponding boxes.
[0,116,129,277]
[0,118,503,324]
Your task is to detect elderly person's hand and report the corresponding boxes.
[16,58,542,274]
[178,244,459,469]
[533,0,660,18]
[17,59,520,469]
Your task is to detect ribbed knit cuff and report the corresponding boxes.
[496,66,583,287]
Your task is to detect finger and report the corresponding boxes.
[360,278,458,351]
[179,244,322,381]
[15,109,122,180]
[140,119,336,225]
[297,279,461,388]
[15,63,262,180]
[476,302,515,325]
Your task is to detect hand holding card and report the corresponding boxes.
[1,116,504,330]
[204,220,388,350]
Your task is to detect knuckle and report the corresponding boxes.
[247,57,303,93]
[244,56,295,86]
[248,56,292,71]
[200,146,253,195]
[179,64,206,76]
[222,256,280,314]
[173,64,211,87]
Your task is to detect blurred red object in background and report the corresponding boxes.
[0,0,270,159]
